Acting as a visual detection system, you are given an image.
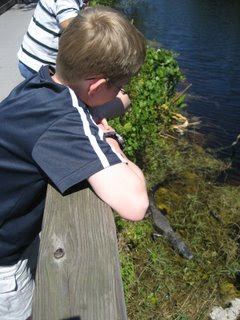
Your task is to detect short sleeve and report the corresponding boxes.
[32,110,124,193]
[56,0,83,24]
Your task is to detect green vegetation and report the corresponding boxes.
[110,47,186,183]
[90,0,117,7]
[110,47,240,319]
[115,143,240,319]
[93,1,240,318]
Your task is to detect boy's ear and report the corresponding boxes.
[88,78,107,97]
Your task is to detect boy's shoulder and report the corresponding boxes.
[0,66,86,138]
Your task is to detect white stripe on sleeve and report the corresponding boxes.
[68,88,110,168]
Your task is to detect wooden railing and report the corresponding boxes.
[32,184,127,320]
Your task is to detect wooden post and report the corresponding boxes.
[32,184,127,320]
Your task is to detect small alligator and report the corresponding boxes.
[148,183,193,260]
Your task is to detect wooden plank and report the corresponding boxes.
[32,184,127,320]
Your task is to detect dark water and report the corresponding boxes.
[118,0,240,184]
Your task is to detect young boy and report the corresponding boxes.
[0,6,148,319]
[17,0,130,122]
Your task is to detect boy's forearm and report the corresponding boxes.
[116,91,131,111]
[105,137,146,184]
[125,159,146,184]
[60,17,75,30]
[87,127,149,221]
[88,137,149,221]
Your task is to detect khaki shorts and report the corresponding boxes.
[0,237,39,320]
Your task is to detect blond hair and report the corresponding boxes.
[56,6,146,85]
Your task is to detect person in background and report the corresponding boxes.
[0,6,148,319]
[18,0,87,78]
[17,0,130,121]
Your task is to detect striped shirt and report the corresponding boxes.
[17,0,83,72]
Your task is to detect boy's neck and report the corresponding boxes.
[51,72,65,86]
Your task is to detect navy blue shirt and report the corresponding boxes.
[0,66,124,265]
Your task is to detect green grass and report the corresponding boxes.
[115,138,240,320]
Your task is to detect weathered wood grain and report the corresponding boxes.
[32,184,127,320]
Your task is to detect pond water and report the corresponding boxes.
[117,0,240,184]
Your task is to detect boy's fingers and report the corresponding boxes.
[100,118,112,131]
[116,91,131,110]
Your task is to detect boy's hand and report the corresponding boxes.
[97,118,113,132]
[97,119,125,152]
[116,91,131,111]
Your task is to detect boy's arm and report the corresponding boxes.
[58,0,87,30]
[60,18,74,30]
[59,0,90,30]
[89,91,131,124]
[87,136,149,221]
[116,90,131,111]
